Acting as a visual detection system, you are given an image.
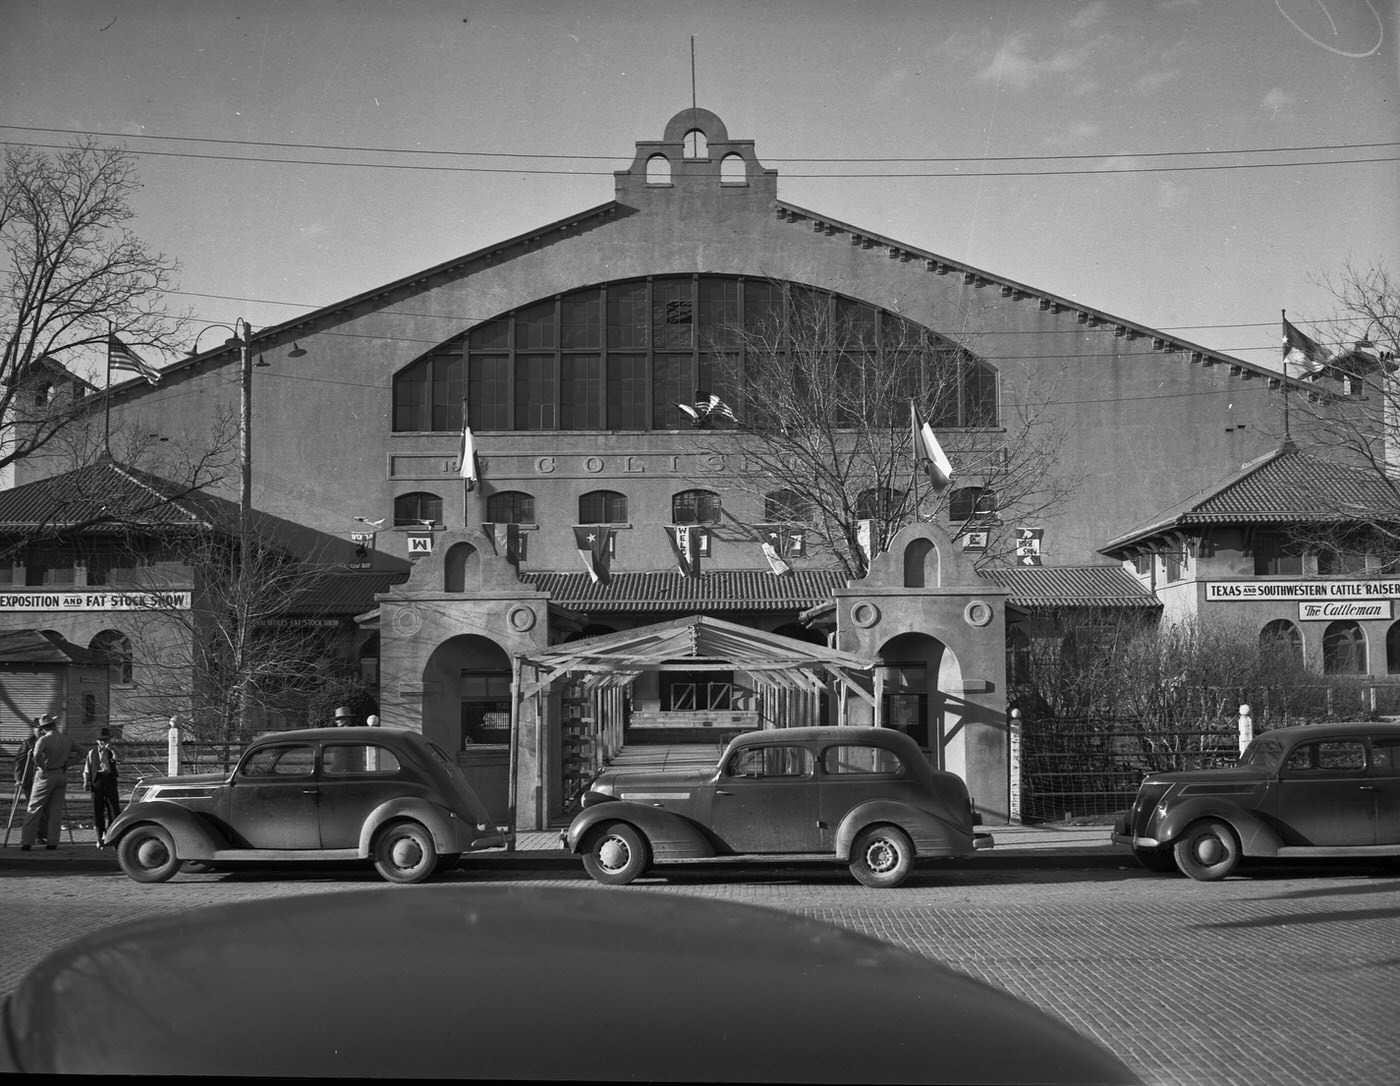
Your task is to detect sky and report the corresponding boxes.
[2,0,1397,381]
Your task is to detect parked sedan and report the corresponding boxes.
[563,726,993,887]
[1113,721,1400,880]
[0,886,1138,1083]
[105,727,509,884]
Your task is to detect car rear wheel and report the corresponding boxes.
[1173,819,1240,881]
[849,824,914,888]
[372,821,438,884]
[1132,846,1179,873]
[581,822,649,885]
[116,824,181,883]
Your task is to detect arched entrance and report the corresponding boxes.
[877,632,966,777]
[423,634,512,752]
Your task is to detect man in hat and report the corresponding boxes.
[332,706,356,727]
[83,727,122,848]
[20,715,76,851]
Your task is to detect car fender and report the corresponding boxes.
[1154,798,1285,857]
[565,801,717,860]
[103,802,227,860]
[835,800,968,860]
[358,798,468,857]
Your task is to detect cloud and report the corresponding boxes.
[976,27,1106,93]
[978,32,1039,90]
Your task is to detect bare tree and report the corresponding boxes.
[115,517,372,745]
[691,281,1077,576]
[1276,261,1400,556]
[2,139,188,475]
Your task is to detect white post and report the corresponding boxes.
[1008,708,1022,825]
[167,717,182,775]
[1237,703,1254,755]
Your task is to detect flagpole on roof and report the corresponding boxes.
[104,322,113,457]
[1281,309,1291,441]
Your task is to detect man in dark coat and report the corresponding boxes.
[20,716,76,851]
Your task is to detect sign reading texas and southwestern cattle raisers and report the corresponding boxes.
[1204,580,1397,622]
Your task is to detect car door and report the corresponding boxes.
[1369,736,1400,845]
[816,742,915,851]
[704,743,821,853]
[1271,737,1376,846]
[227,743,321,849]
[317,741,410,849]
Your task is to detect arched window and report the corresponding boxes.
[902,537,938,588]
[486,491,535,524]
[394,277,1000,436]
[1322,621,1366,675]
[1261,620,1303,665]
[579,490,628,524]
[645,154,672,184]
[394,492,442,528]
[764,489,811,523]
[1386,622,1400,674]
[856,487,905,521]
[721,153,746,183]
[90,630,132,686]
[673,489,721,525]
[443,542,476,593]
[949,486,996,521]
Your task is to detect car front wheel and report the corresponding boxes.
[849,824,914,888]
[116,824,182,883]
[372,821,438,884]
[1173,819,1241,881]
[581,822,649,885]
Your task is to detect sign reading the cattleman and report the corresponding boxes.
[1298,600,1393,622]
[0,590,192,611]
[1206,580,1400,602]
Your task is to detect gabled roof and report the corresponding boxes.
[980,565,1161,610]
[0,457,236,534]
[522,570,846,613]
[1100,440,1400,556]
[517,614,875,701]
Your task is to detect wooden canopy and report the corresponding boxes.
[516,614,876,705]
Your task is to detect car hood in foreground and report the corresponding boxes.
[0,887,1139,1084]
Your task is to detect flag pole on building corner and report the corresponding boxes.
[1281,308,1290,441]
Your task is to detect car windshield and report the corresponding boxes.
[1238,736,1287,770]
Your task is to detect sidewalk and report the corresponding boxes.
[0,822,1114,868]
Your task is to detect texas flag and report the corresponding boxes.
[1282,315,1328,373]
[573,525,613,584]
[910,399,953,491]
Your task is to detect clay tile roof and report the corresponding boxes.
[0,458,236,533]
[522,570,847,613]
[1101,441,1400,555]
[980,565,1160,609]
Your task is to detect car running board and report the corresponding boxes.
[206,848,362,862]
[1275,844,1400,857]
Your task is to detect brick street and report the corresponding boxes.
[2,830,1397,1085]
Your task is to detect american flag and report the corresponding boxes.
[108,335,161,385]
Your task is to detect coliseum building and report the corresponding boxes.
[3,108,1373,830]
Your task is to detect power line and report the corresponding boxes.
[3,137,1395,178]
[4,123,1395,164]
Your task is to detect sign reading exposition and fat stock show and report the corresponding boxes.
[1205,580,1400,621]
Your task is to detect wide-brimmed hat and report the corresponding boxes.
[97,727,113,740]
[333,706,356,721]
[37,714,57,729]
